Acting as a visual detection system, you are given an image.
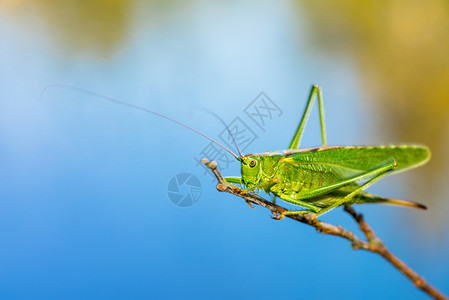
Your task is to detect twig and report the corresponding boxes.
[202,158,448,300]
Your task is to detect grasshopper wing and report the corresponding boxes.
[285,145,430,176]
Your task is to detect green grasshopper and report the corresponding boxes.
[50,84,430,218]
[224,85,430,218]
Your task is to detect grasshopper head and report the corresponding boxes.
[241,154,262,187]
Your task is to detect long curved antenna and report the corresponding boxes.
[40,83,241,161]
[198,108,243,158]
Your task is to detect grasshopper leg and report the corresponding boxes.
[240,178,279,194]
[225,176,274,194]
[224,176,244,185]
[272,209,315,220]
[246,201,255,209]
[289,85,327,149]
[224,177,253,208]
[291,159,397,201]
[273,193,322,214]
[316,160,397,216]
[225,177,271,209]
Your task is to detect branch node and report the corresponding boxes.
[216,183,227,192]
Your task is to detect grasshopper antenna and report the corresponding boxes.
[198,108,243,159]
[40,84,242,161]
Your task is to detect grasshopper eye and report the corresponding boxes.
[249,159,257,168]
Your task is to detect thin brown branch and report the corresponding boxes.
[343,206,445,300]
[202,158,448,300]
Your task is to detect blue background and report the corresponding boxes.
[1,1,448,299]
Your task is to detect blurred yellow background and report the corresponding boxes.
[300,0,449,227]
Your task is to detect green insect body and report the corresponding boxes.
[224,86,430,217]
[57,84,430,217]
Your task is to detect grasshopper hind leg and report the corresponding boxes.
[315,160,397,216]
[271,193,322,220]
[224,176,244,185]
[288,85,327,149]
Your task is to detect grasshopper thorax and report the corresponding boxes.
[241,155,262,187]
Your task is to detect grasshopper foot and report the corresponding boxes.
[272,209,315,220]
[271,211,286,220]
